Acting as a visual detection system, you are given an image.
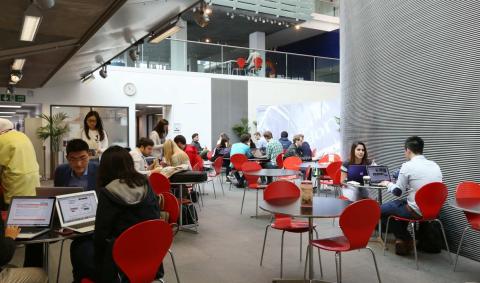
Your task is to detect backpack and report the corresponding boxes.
[416,222,442,253]
[181,204,198,225]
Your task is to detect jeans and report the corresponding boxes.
[262,162,277,184]
[381,199,417,240]
[71,236,96,283]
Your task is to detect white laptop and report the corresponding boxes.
[7,197,55,239]
[56,191,98,233]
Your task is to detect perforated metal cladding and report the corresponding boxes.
[341,0,480,261]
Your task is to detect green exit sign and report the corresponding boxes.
[0,94,25,103]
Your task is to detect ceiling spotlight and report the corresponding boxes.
[99,65,107,79]
[20,4,42,41]
[12,59,26,71]
[205,38,210,43]
[247,16,250,20]
[129,46,140,62]
[150,18,182,43]
[10,70,23,84]
[35,0,55,9]
[254,18,257,22]
[278,22,282,26]
[193,1,211,27]
[295,24,301,30]
[81,73,95,83]
[270,20,274,24]
[230,13,235,19]
[262,19,266,23]
[226,12,229,16]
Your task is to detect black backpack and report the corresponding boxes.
[416,222,443,253]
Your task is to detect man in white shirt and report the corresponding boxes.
[129,138,159,176]
[379,136,443,255]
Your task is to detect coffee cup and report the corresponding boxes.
[363,175,371,186]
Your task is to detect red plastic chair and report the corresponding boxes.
[276,153,284,169]
[229,154,249,190]
[318,153,342,163]
[161,192,182,281]
[240,161,266,215]
[306,199,381,282]
[279,156,302,181]
[383,182,452,269]
[207,157,225,197]
[112,220,174,283]
[454,181,480,271]
[253,57,263,71]
[234,57,247,75]
[206,150,213,160]
[319,161,343,196]
[149,172,171,194]
[260,180,320,278]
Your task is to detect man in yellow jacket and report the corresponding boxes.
[0,118,39,205]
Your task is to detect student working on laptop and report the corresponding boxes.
[0,216,47,283]
[379,136,442,256]
[70,146,161,283]
[340,141,376,201]
[54,139,99,191]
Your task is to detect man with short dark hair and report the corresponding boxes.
[191,133,202,152]
[379,136,442,255]
[54,139,98,191]
[263,131,284,183]
[278,131,292,150]
[174,135,199,167]
[297,134,312,159]
[130,138,160,175]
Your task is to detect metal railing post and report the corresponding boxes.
[313,57,316,81]
[221,45,224,74]
[285,53,288,78]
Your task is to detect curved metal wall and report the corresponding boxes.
[341,0,480,260]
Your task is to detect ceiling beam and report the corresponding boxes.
[0,39,79,61]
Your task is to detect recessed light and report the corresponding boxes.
[0,105,21,108]
[295,24,301,30]
[205,38,210,43]
[146,105,163,108]
[12,59,26,71]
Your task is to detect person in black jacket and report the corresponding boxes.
[0,217,47,282]
[70,146,161,282]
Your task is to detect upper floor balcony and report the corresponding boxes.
[111,38,339,83]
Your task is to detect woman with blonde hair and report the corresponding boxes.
[162,139,191,171]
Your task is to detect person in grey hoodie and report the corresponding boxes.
[70,146,161,283]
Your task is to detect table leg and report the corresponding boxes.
[370,187,385,247]
[43,243,49,279]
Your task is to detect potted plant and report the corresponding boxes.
[232,118,251,139]
[36,113,70,179]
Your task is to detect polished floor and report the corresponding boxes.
[11,178,480,283]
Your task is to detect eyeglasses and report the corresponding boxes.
[67,155,89,163]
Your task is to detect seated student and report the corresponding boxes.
[254,131,267,153]
[379,136,442,255]
[262,131,284,184]
[70,146,161,282]
[278,131,292,150]
[191,133,203,153]
[340,141,375,201]
[229,134,254,187]
[210,138,229,162]
[284,134,310,161]
[174,135,198,168]
[130,137,161,176]
[0,217,47,283]
[298,134,312,160]
[54,139,99,191]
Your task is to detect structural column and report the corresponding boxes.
[249,31,266,77]
[170,19,187,71]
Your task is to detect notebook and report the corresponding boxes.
[7,197,55,239]
[56,191,98,233]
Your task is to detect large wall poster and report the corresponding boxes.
[256,100,341,157]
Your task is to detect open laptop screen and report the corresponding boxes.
[7,197,55,227]
[57,192,97,224]
[367,166,391,183]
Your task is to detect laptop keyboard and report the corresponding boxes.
[69,221,95,230]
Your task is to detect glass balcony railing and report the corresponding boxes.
[112,38,339,83]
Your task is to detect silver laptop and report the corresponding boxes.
[56,191,98,233]
[367,165,391,185]
[7,197,55,239]
[36,186,84,197]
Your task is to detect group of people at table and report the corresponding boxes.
[0,110,455,282]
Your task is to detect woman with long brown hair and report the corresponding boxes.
[149,119,169,158]
[341,141,375,201]
[81,111,108,156]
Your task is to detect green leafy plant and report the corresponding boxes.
[232,118,251,139]
[36,113,70,179]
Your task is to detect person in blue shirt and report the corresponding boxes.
[54,139,99,191]
[229,134,253,187]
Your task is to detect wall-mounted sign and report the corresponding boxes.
[173,123,181,133]
[0,94,25,102]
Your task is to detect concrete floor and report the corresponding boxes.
[11,178,480,283]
